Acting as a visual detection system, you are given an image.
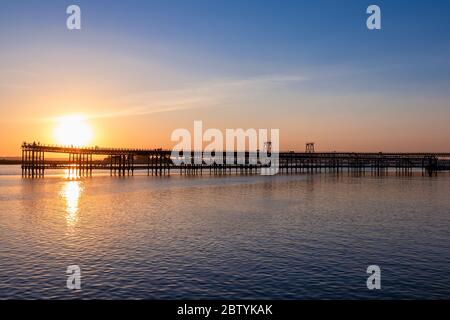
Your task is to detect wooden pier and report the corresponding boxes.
[21,142,450,178]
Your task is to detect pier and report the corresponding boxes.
[21,142,450,178]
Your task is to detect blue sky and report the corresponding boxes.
[1,0,450,154]
[2,0,450,89]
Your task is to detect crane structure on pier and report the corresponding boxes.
[305,142,315,153]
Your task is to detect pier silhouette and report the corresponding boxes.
[21,142,450,178]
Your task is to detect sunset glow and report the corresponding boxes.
[53,115,93,147]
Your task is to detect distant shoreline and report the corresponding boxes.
[0,160,21,165]
[0,159,67,165]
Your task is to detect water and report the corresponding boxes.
[0,165,449,299]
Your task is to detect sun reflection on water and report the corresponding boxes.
[60,180,83,226]
[64,167,79,180]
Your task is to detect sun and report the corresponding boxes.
[54,115,93,147]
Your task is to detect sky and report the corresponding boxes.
[1,0,450,156]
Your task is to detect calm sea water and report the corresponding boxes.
[0,165,449,299]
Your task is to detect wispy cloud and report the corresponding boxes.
[0,69,39,90]
[0,83,31,89]
[32,73,306,123]
[86,74,307,120]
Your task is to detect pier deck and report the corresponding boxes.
[21,142,450,178]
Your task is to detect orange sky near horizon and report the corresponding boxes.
[1,58,450,156]
[1,97,450,157]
